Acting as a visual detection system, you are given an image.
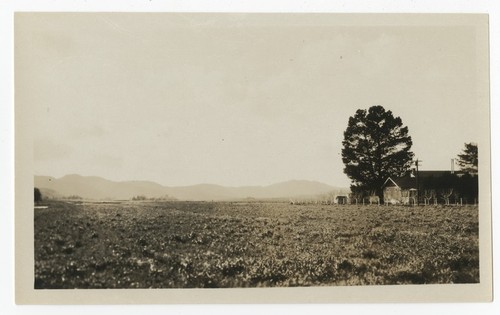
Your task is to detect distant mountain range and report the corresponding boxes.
[34,174,348,201]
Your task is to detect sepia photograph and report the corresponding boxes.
[13,11,492,304]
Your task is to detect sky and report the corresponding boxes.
[16,13,487,188]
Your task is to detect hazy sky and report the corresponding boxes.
[17,13,486,187]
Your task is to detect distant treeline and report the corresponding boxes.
[131,195,177,201]
[34,187,178,202]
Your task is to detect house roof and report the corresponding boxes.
[382,170,460,189]
[416,170,463,178]
[383,175,416,190]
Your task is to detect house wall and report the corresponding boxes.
[383,186,401,204]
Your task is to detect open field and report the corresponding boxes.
[34,200,479,288]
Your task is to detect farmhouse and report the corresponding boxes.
[381,171,468,205]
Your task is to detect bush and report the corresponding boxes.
[34,187,42,202]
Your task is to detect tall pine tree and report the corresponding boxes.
[342,105,414,199]
[457,142,478,175]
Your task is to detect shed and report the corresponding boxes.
[336,195,349,205]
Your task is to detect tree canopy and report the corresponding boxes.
[342,105,414,198]
[457,142,478,175]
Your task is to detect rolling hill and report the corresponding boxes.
[34,174,348,201]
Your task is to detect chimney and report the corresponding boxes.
[451,158,455,174]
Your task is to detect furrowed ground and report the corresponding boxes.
[34,201,479,288]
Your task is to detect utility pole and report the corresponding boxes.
[414,159,422,205]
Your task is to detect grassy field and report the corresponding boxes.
[34,200,479,288]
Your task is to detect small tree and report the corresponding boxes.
[457,142,478,175]
[34,187,42,202]
[349,187,367,205]
[423,189,435,206]
[440,188,453,205]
